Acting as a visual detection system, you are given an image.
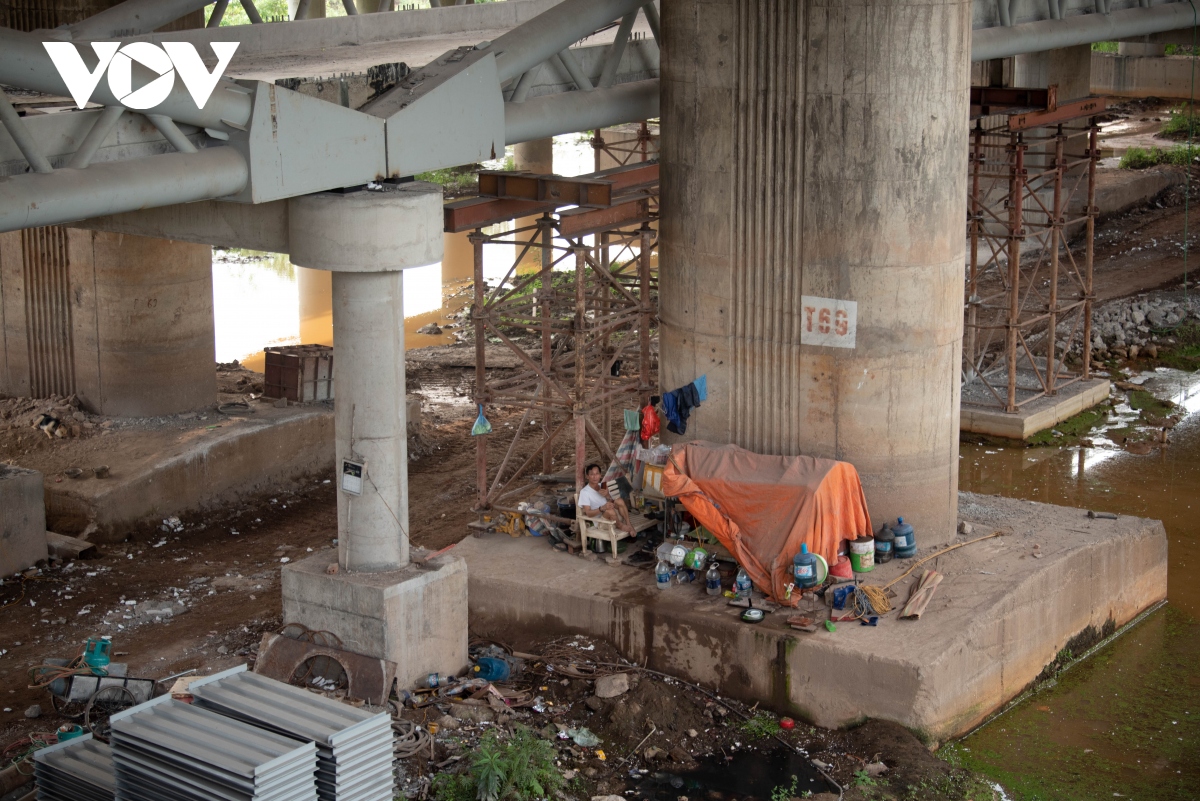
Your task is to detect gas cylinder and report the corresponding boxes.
[792,543,819,589]
[892,517,917,559]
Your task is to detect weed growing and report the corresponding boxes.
[739,711,782,739]
[432,727,564,801]
[1119,145,1200,169]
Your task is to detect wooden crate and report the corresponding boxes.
[263,345,334,403]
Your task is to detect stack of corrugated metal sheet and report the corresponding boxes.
[33,734,115,801]
[109,699,318,801]
[190,669,395,801]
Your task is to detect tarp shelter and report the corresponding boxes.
[661,441,873,606]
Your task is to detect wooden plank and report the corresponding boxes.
[45,531,97,560]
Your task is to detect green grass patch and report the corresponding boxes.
[1160,105,1200,140]
[1155,321,1200,370]
[1091,41,1118,53]
[1127,389,1176,419]
[1025,405,1108,447]
[1119,144,1200,169]
[738,711,782,739]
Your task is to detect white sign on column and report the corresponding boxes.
[800,295,857,349]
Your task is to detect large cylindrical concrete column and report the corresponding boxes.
[660,0,969,543]
[288,184,443,572]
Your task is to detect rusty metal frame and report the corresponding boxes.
[463,160,658,511]
[590,121,658,170]
[964,95,1101,414]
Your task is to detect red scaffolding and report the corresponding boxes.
[964,88,1105,412]
[445,160,660,513]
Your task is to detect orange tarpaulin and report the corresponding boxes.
[661,441,873,606]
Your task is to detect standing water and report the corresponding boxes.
[947,368,1200,799]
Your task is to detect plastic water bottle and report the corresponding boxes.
[656,560,671,590]
[472,657,511,682]
[735,567,752,599]
[706,561,722,595]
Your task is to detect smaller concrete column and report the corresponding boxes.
[282,184,467,687]
[514,139,553,272]
[287,185,442,572]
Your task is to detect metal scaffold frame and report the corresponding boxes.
[964,89,1104,413]
[589,121,658,169]
[443,158,659,513]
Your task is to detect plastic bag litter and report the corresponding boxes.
[566,728,602,747]
[471,405,492,436]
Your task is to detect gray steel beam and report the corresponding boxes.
[0,28,252,132]
[492,0,648,83]
[0,94,53,174]
[66,107,125,170]
[973,2,1198,59]
[0,146,248,233]
[66,0,212,40]
[504,79,657,144]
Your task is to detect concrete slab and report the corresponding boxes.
[46,407,334,539]
[961,378,1111,439]
[0,464,47,577]
[281,551,468,690]
[459,492,1166,742]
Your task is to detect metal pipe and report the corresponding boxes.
[509,69,536,103]
[997,0,1011,27]
[208,0,230,27]
[67,106,124,169]
[343,0,359,14]
[147,114,199,153]
[0,93,53,174]
[973,3,1199,61]
[295,0,313,19]
[505,79,658,144]
[557,48,595,92]
[598,11,638,89]
[492,0,647,84]
[0,28,252,132]
[642,2,660,45]
[240,0,265,24]
[0,146,248,234]
[67,0,211,40]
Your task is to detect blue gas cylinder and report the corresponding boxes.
[473,657,511,683]
[792,543,819,589]
[892,517,917,559]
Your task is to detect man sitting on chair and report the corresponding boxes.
[579,463,635,536]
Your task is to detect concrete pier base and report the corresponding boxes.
[458,492,1166,742]
[961,378,1111,439]
[281,550,469,688]
[0,464,47,577]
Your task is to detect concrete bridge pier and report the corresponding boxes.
[659,0,969,545]
[281,184,468,687]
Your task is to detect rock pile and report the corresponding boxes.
[1086,295,1199,358]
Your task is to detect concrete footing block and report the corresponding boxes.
[458,492,1167,741]
[0,464,48,577]
[281,551,468,690]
